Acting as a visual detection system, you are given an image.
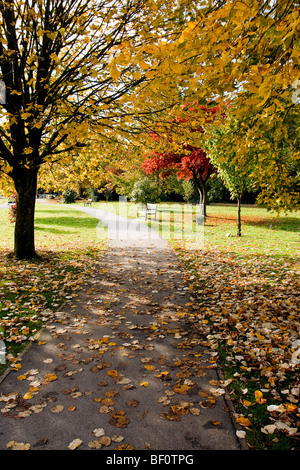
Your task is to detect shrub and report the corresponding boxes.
[130,177,161,205]
[63,189,77,204]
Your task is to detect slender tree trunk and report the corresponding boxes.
[12,166,39,259]
[237,195,242,237]
[202,184,207,217]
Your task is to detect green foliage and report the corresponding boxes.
[63,189,77,204]
[130,177,161,205]
[207,178,231,203]
[182,180,199,204]
[86,187,99,202]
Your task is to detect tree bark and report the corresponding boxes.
[193,175,207,217]
[12,166,39,259]
[237,194,242,237]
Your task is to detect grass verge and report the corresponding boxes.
[0,202,107,376]
[167,204,299,450]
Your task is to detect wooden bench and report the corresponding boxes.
[84,199,93,206]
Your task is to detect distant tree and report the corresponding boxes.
[208,126,255,236]
[142,145,216,216]
[217,161,254,237]
[142,104,220,216]
[130,177,161,206]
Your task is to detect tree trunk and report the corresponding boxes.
[12,166,39,259]
[237,195,242,237]
[193,176,207,218]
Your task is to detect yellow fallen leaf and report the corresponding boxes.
[17,375,27,381]
[255,390,264,403]
[140,381,149,387]
[236,416,252,427]
[242,399,252,407]
[23,392,33,400]
[6,441,30,450]
[107,370,118,378]
[155,371,169,378]
[44,373,58,383]
[174,384,190,394]
[144,365,156,370]
[285,403,298,413]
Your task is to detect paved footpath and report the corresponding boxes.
[0,206,242,451]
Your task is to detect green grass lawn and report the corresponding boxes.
[89,200,299,257]
[0,202,107,374]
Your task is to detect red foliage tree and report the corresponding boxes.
[142,146,216,215]
[142,104,220,216]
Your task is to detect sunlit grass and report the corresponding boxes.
[0,202,107,374]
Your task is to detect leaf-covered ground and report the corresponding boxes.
[169,205,300,450]
[0,203,107,373]
[0,201,299,450]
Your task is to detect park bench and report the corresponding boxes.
[145,203,157,220]
[84,199,93,206]
[136,203,157,220]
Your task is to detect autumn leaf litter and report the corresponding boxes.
[0,222,299,449]
[173,240,300,445]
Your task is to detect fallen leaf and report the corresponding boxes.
[189,407,201,415]
[127,399,139,407]
[43,373,57,383]
[107,369,118,378]
[88,440,103,449]
[109,410,130,428]
[68,438,83,450]
[174,384,190,395]
[144,365,156,370]
[6,441,30,450]
[99,436,111,446]
[111,435,124,442]
[93,428,105,437]
[104,390,119,398]
[98,405,112,414]
[23,392,33,400]
[51,405,64,413]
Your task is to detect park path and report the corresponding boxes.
[0,205,241,451]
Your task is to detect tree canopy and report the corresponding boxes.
[0,0,299,257]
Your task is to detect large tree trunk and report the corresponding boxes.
[12,166,38,259]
